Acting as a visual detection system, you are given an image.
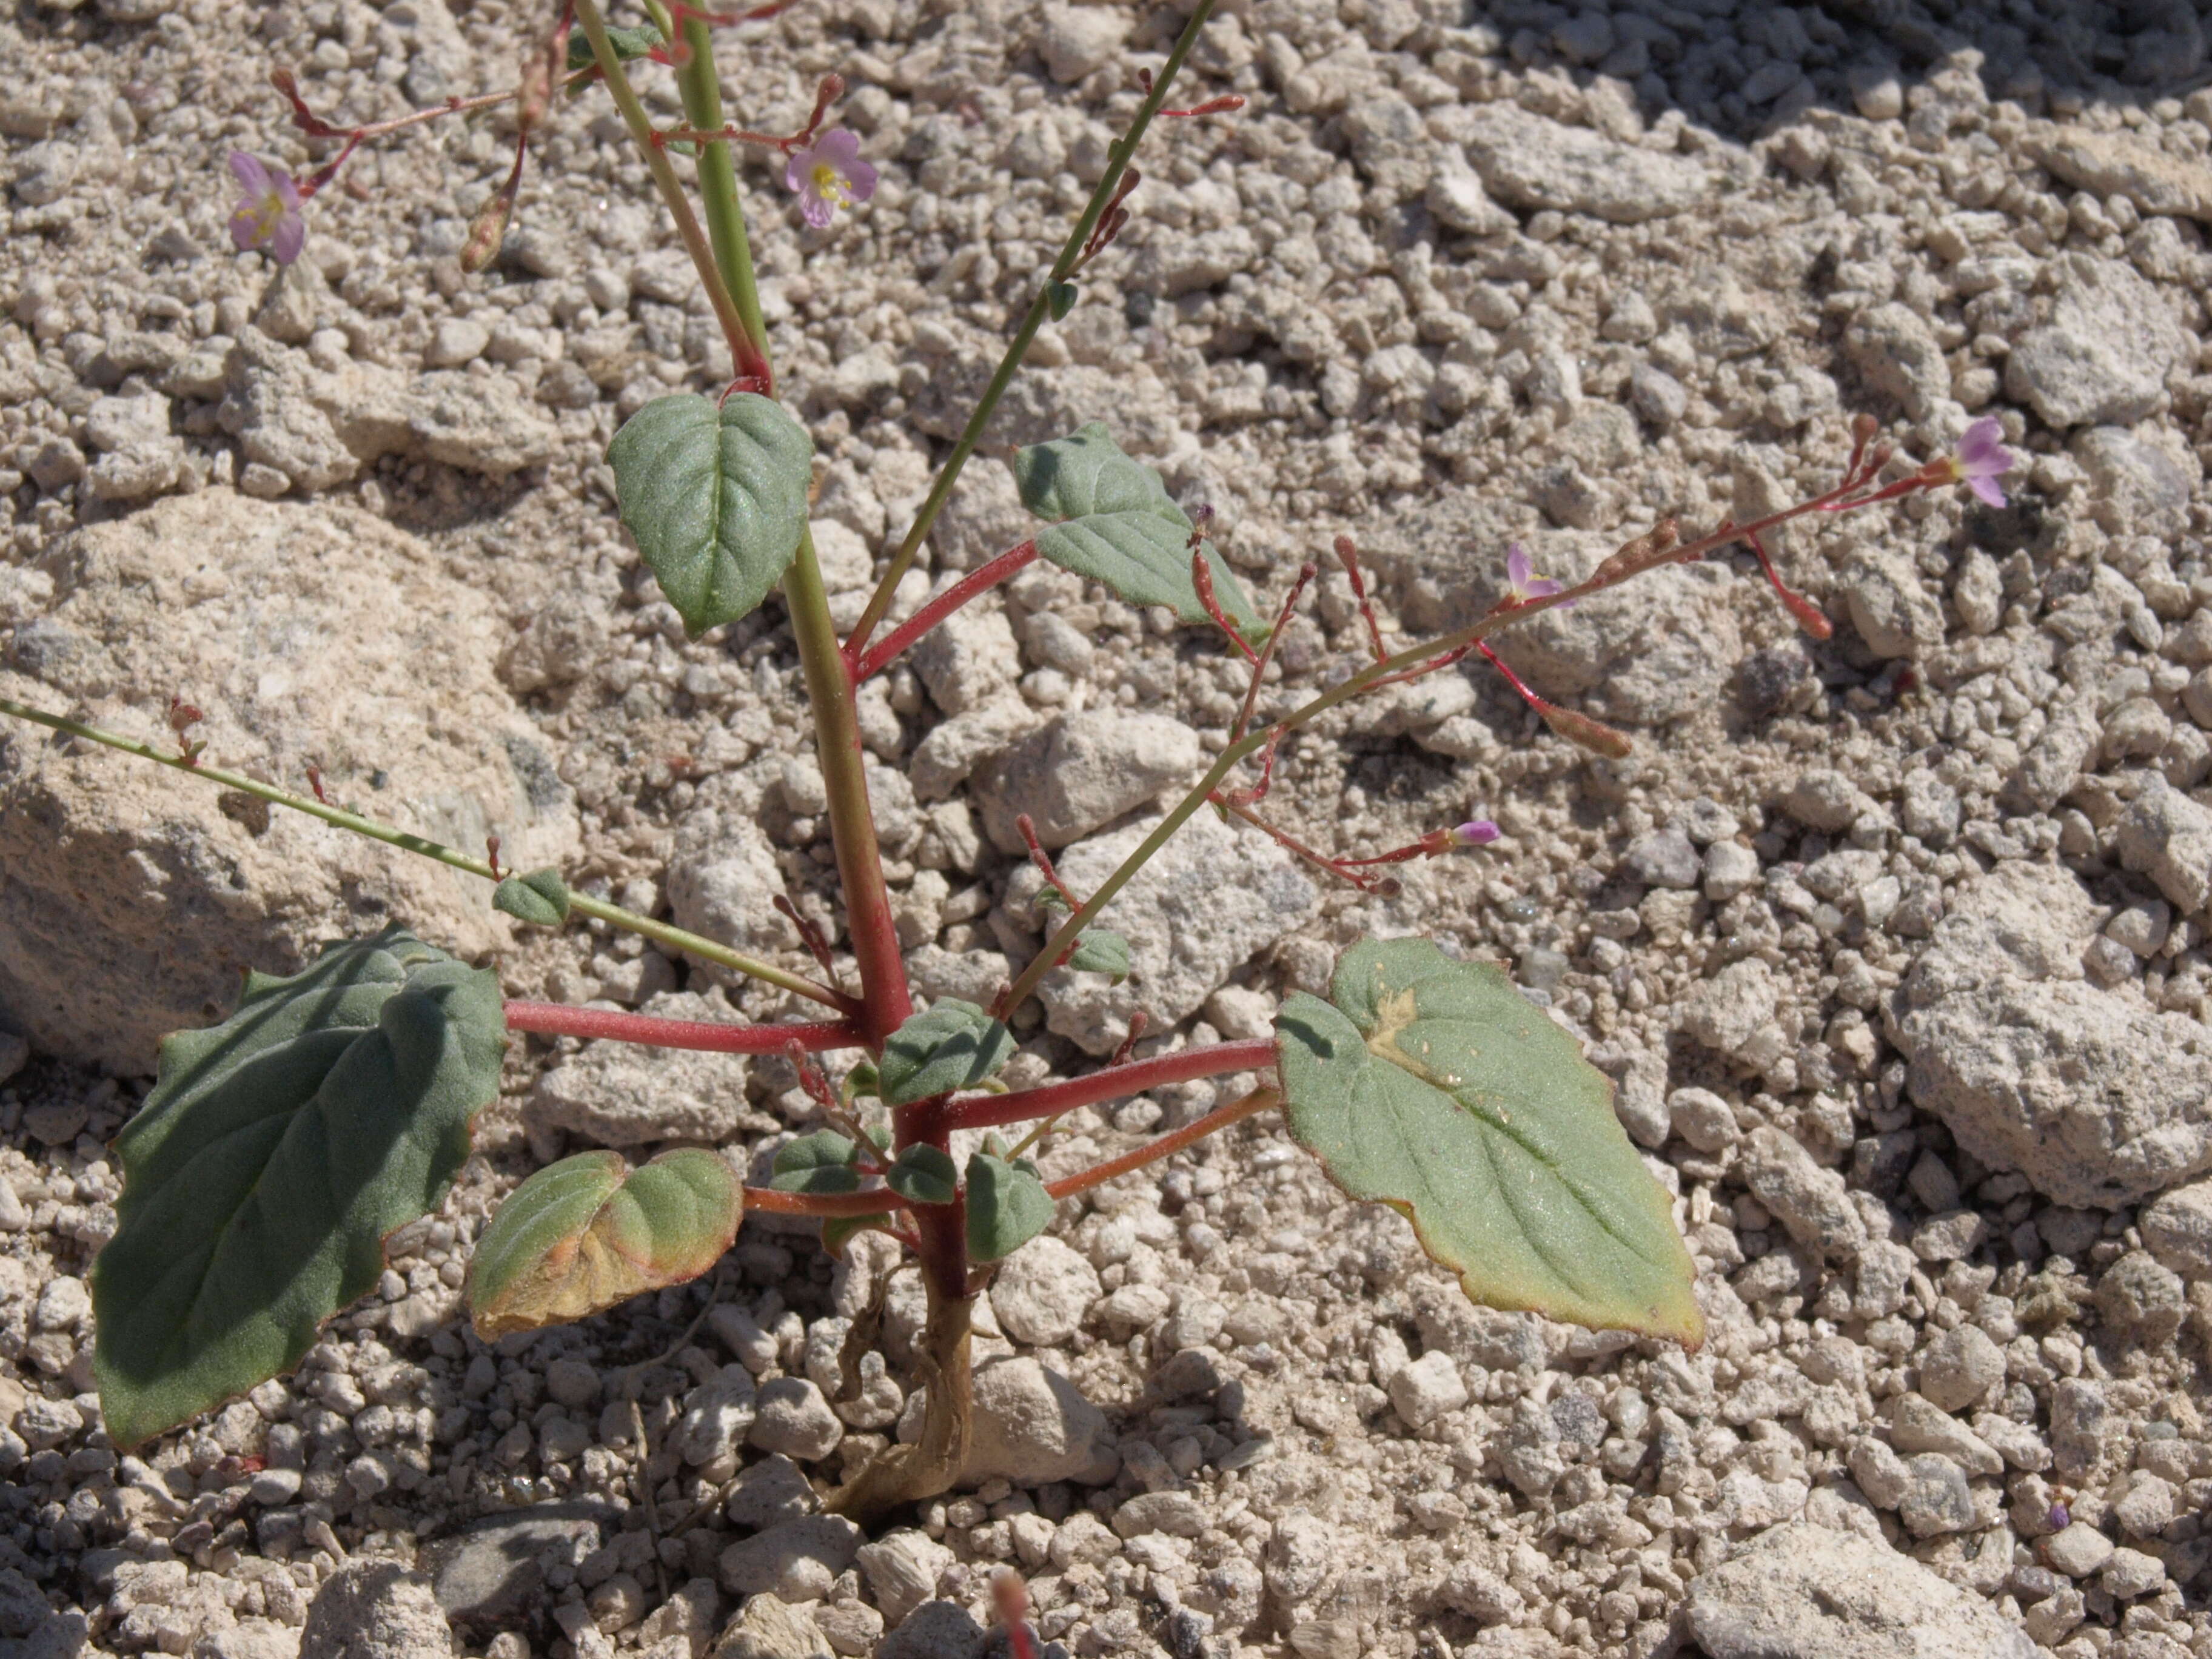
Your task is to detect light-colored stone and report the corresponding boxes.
[1023,809,1319,1054]
[298,1563,452,1659]
[2026,126,2212,224]
[1455,102,1705,223]
[0,491,577,1073]
[971,711,1199,853]
[2142,1179,2212,1278]
[988,1236,1100,1347]
[708,1594,830,1659]
[2045,1520,2116,1578]
[1740,1126,1866,1262]
[529,992,753,1147]
[852,1532,951,1627]
[1684,1522,2037,1657]
[2004,254,2191,428]
[2116,783,2212,914]
[964,1356,1111,1484]
[717,1517,863,1603]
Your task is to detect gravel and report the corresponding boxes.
[8,0,2212,1652]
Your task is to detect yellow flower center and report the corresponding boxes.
[811,163,851,209]
[246,190,286,244]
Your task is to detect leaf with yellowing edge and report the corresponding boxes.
[468,1148,742,1338]
[1273,938,1702,1347]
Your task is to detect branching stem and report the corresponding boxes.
[505,1003,860,1051]
[842,0,1222,657]
[0,694,845,1008]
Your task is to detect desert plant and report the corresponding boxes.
[0,0,2013,1521]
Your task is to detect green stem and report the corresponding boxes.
[668,4,771,362]
[842,0,1221,656]
[573,0,768,386]
[1000,565,1643,1016]
[0,694,846,1010]
[782,532,914,1050]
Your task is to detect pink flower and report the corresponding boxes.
[1450,820,1500,846]
[227,152,306,265]
[1504,543,1570,608]
[1948,415,2016,509]
[783,129,876,229]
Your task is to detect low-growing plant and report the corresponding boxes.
[0,0,2015,1521]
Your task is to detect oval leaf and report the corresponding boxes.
[494,868,570,927]
[879,1000,1015,1106]
[469,1148,742,1338]
[965,1151,1054,1264]
[606,392,813,636]
[771,1130,861,1195]
[886,1143,959,1206]
[1068,930,1130,983]
[1274,938,1703,1347]
[1012,424,1267,643]
[93,928,507,1450]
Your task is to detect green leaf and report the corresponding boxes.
[1012,423,1267,644]
[1046,281,1079,321]
[92,928,506,1450]
[770,1131,861,1195]
[842,1059,880,1104]
[468,1148,741,1339]
[1067,930,1130,983]
[567,22,662,73]
[878,1000,1016,1106]
[965,1150,1055,1263]
[1274,939,1703,1346]
[606,393,813,637]
[885,1144,959,1206]
[493,868,570,927]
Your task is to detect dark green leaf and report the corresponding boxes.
[885,1144,958,1206]
[770,1130,860,1195]
[965,1150,1054,1263]
[493,868,570,927]
[1275,939,1703,1346]
[1067,930,1130,983]
[606,393,813,636]
[468,1148,741,1338]
[878,1000,1015,1106]
[843,1059,880,1102]
[567,22,661,72]
[93,928,506,1450]
[1012,423,1267,644]
[1046,281,1079,321]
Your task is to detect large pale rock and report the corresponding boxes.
[2025,126,2212,224]
[1685,1523,2037,1658]
[1894,862,2212,1207]
[1019,809,1319,1054]
[300,1563,452,1659]
[1455,102,1706,223]
[2003,255,2190,429]
[218,328,558,492]
[964,1357,1111,1484]
[971,711,1200,852]
[528,991,756,1147]
[0,491,578,1072]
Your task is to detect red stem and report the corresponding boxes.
[850,540,1037,680]
[942,1037,1276,1132]
[1045,1085,1280,1200]
[504,1001,861,1052]
[743,1184,911,1216]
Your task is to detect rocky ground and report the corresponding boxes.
[4,0,2212,1654]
